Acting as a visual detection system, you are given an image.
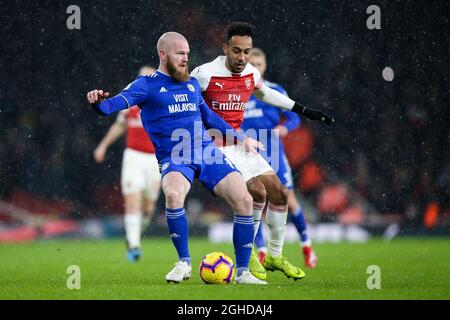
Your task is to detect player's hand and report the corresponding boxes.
[293,102,334,126]
[302,107,334,126]
[274,125,289,138]
[244,137,265,154]
[87,89,110,105]
[93,146,107,163]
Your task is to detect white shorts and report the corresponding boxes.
[219,145,274,182]
[121,148,161,200]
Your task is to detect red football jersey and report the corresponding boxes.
[191,56,261,130]
[117,106,155,154]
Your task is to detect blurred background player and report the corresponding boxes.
[242,48,318,268]
[93,66,160,262]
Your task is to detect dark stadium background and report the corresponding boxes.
[0,0,448,240]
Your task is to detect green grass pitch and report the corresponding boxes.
[0,237,449,299]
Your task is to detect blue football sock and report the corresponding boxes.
[165,208,191,264]
[233,215,254,276]
[290,208,309,243]
[254,223,265,249]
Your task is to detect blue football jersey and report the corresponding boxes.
[242,80,301,155]
[97,71,242,163]
[241,80,301,188]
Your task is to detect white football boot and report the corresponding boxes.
[234,270,268,284]
[166,261,192,283]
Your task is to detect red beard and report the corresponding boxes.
[167,57,190,82]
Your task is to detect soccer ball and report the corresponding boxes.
[199,252,235,284]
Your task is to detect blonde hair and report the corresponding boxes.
[249,47,266,58]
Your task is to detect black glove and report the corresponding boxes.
[292,102,334,126]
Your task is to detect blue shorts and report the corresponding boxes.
[159,146,239,193]
[264,143,294,190]
[275,151,294,189]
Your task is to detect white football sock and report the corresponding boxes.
[266,203,288,257]
[124,212,142,248]
[252,202,265,243]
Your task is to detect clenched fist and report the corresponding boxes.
[87,89,110,104]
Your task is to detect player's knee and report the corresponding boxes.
[124,200,141,214]
[267,180,287,205]
[248,184,266,204]
[164,189,186,208]
[233,191,253,214]
[247,179,267,203]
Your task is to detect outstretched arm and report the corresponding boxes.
[253,84,334,126]
[87,89,130,115]
[93,112,127,163]
[87,77,149,116]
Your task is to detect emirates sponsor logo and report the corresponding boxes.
[211,100,247,111]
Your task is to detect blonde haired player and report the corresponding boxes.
[93,66,160,262]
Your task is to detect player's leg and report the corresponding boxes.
[254,223,267,264]
[121,149,146,262]
[142,198,156,230]
[212,171,266,285]
[123,192,144,261]
[142,153,162,232]
[245,178,269,280]
[255,172,288,256]
[246,178,266,243]
[278,151,317,268]
[161,167,193,283]
[200,147,266,284]
[288,191,318,268]
[256,173,306,280]
[219,145,268,280]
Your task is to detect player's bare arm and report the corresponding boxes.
[93,119,126,163]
